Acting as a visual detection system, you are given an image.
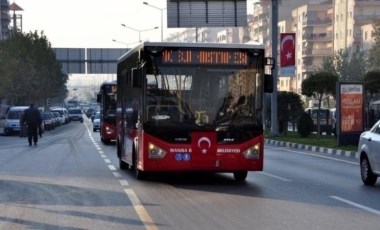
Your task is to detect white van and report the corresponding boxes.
[0,106,28,135]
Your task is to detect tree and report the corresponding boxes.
[0,31,68,106]
[301,71,339,138]
[277,91,304,135]
[297,111,314,138]
[367,21,380,71]
[319,48,366,82]
[318,56,338,76]
[362,71,380,128]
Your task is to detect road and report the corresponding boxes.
[0,117,379,230]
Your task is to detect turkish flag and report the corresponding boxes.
[280,33,295,67]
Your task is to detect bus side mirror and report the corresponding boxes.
[264,57,275,93]
[96,93,101,103]
[132,68,143,88]
[264,74,273,93]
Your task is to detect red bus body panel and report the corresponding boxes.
[135,131,263,172]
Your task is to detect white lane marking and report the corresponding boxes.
[104,159,111,164]
[87,122,157,229]
[108,165,117,171]
[267,146,358,165]
[260,171,292,182]
[119,179,129,186]
[124,189,158,230]
[330,196,380,215]
[113,172,122,178]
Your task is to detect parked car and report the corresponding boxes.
[51,112,61,127]
[92,113,101,132]
[358,119,380,185]
[41,112,55,130]
[0,106,28,136]
[68,108,84,122]
[50,107,69,124]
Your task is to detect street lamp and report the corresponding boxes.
[143,1,166,42]
[112,39,135,48]
[121,24,158,42]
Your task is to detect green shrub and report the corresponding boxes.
[297,111,313,137]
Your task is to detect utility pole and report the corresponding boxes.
[271,0,279,136]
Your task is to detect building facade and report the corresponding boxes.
[0,0,9,40]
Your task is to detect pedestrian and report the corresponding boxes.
[21,103,42,146]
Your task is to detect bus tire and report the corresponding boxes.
[233,171,248,182]
[135,168,146,180]
[119,158,129,170]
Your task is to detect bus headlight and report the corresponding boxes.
[242,144,260,159]
[148,143,167,159]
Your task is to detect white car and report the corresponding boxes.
[0,106,28,136]
[358,120,380,185]
[93,113,101,132]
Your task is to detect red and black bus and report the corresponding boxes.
[116,42,273,181]
[97,80,117,143]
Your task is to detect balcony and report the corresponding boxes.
[301,65,316,72]
[302,33,332,42]
[302,18,332,26]
[302,48,332,57]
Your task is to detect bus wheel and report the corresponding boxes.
[119,158,129,170]
[233,171,248,182]
[135,168,146,180]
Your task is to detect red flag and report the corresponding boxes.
[280,33,295,67]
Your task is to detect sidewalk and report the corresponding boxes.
[265,139,359,160]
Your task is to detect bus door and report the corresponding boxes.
[191,132,217,169]
[123,107,135,165]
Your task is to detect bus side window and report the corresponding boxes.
[132,68,143,88]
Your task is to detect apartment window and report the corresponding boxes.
[365,31,368,40]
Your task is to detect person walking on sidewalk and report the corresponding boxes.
[21,103,42,146]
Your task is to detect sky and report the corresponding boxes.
[13,0,257,49]
[14,0,170,48]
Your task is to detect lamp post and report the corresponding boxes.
[112,39,134,47]
[121,24,158,42]
[143,1,166,42]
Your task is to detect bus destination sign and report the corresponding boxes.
[161,48,249,65]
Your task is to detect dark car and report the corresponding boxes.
[85,107,95,118]
[68,108,84,122]
[41,112,55,131]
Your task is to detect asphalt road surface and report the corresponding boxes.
[0,117,379,230]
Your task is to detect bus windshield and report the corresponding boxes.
[143,64,263,141]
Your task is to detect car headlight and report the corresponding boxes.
[242,143,260,159]
[148,142,167,159]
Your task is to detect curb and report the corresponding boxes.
[265,139,359,160]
